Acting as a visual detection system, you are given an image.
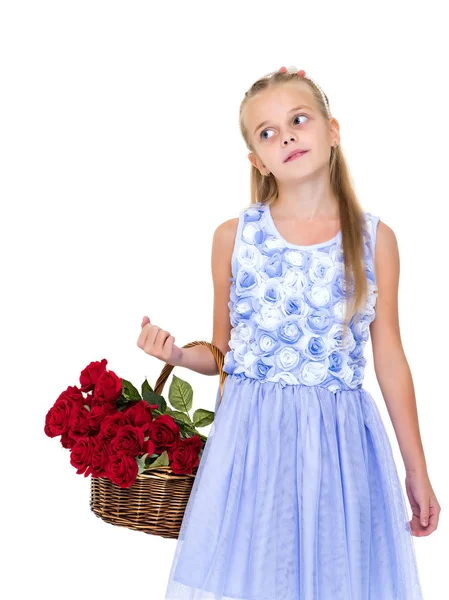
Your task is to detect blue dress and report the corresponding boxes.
[164,201,424,600]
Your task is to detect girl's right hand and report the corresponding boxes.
[137,316,183,366]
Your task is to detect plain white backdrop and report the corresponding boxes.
[1,1,447,598]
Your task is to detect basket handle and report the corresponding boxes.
[152,341,228,405]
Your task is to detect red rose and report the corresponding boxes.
[70,437,93,476]
[79,359,108,392]
[68,405,92,440]
[90,435,110,477]
[149,414,181,453]
[88,402,117,435]
[109,424,145,456]
[56,385,84,406]
[100,413,129,440]
[92,370,122,407]
[44,386,84,437]
[105,453,138,488]
[60,430,78,450]
[168,435,203,475]
[124,400,154,432]
[44,401,72,438]
[143,438,156,456]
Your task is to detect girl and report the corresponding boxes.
[138,65,440,600]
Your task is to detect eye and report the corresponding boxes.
[260,114,308,140]
[293,114,307,126]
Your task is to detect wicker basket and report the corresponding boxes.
[90,340,227,539]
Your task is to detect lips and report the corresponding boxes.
[284,150,308,163]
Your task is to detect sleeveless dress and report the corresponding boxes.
[164,201,424,600]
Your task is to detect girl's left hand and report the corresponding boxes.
[405,470,441,537]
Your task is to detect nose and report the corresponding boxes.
[283,134,296,145]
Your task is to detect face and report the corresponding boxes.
[244,82,340,182]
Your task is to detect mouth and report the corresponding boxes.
[284,150,309,163]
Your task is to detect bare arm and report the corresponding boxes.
[369,220,427,475]
[170,217,238,376]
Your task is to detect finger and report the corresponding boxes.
[414,508,437,536]
[137,324,151,348]
[425,504,440,532]
[165,334,175,354]
[420,509,430,528]
[420,496,435,527]
[138,323,157,349]
[410,516,431,537]
[144,324,159,350]
[154,329,171,355]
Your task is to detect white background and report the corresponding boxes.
[1,1,446,598]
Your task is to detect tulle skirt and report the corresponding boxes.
[164,373,423,600]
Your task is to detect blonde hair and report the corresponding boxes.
[239,68,371,343]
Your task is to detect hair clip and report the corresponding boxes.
[278,66,306,77]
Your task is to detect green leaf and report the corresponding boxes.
[168,374,193,412]
[165,409,193,425]
[121,378,142,401]
[163,410,196,439]
[146,450,169,469]
[192,408,215,428]
[142,389,166,413]
[83,404,91,412]
[115,394,129,411]
[136,453,149,475]
[141,378,154,397]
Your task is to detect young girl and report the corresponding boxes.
[138,65,440,600]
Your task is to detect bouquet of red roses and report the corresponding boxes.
[44,358,215,488]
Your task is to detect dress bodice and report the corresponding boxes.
[223,201,380,391]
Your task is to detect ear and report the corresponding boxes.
[248,152,269,176]
[328,116,341,145]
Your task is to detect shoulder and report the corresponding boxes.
[364,212,397,250]
[213,217,240,249]
[212,203,256,246]
[374,217,399,254]
[368,216,401,284]
[211,216,243,279]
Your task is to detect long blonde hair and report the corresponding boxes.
[239,69,371,343]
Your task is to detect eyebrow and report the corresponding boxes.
[253,105,313,136]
